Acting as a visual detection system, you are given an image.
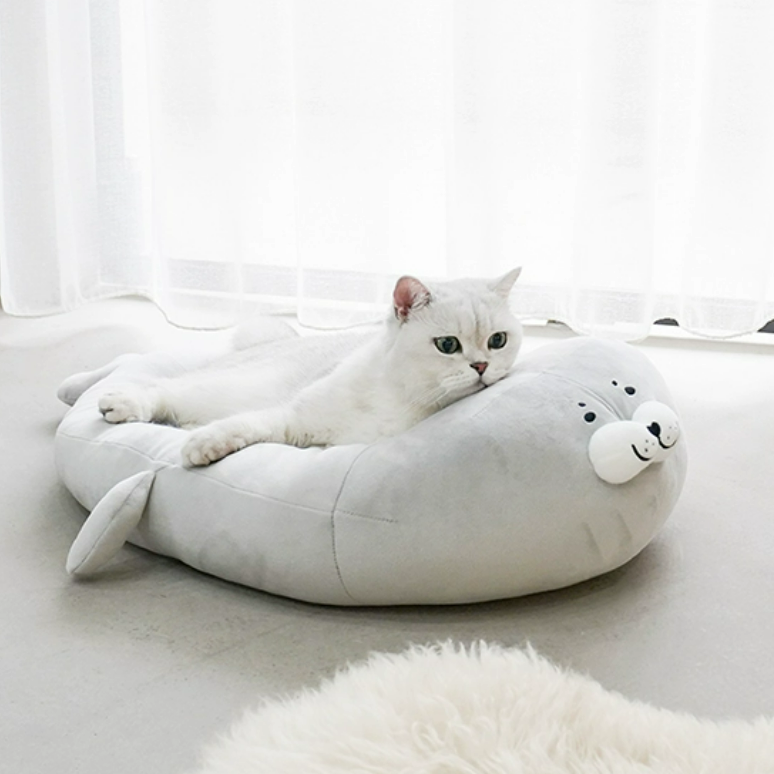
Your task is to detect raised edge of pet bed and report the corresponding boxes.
[55,337,687,606]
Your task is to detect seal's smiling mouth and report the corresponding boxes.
[646,421,678,452]
[631,444,652,463]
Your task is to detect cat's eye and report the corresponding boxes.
[488,332,508,350]
[434,336,461,355]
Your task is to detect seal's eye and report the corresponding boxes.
[434,336,461,355]
[488,332,508,350]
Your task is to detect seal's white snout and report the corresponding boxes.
[633,401,680,462]
[589,401,680,484]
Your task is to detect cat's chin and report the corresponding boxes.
[453,381,487,401]
[481,368,512,389]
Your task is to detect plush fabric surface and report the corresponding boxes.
[188,642,774,774]
[55,337,687,606]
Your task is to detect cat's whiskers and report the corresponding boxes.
[442,371,481,395]
[400,372,480,419]
[403,383,450,414]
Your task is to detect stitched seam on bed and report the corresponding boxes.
[328,445,374,603]
[57,431,177,466]
[56,431,338,516]
[184,474,337,515]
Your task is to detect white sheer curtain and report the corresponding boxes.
[1,0,773,338]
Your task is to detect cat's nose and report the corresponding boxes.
[470,361,488,375]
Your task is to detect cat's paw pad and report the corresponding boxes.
[182,428,249,467]
[98,390,151,424]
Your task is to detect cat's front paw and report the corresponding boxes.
[182,426,249,467]
[98,389,152,424]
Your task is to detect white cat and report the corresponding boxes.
[98,269,523,466]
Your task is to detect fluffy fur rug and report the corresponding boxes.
[191,642,774,774]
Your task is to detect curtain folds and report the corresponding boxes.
[1,0,773,338]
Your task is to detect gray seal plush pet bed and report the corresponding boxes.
[55,337,686,606]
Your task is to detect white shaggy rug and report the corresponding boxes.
[191,642,774,774]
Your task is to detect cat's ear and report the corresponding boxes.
[489,267,522,299]
[393,276,432,322]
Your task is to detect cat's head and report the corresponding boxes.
[388,268,523,407]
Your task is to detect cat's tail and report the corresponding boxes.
[232,316,299,351]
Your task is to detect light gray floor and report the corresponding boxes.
[1,298,773,774]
